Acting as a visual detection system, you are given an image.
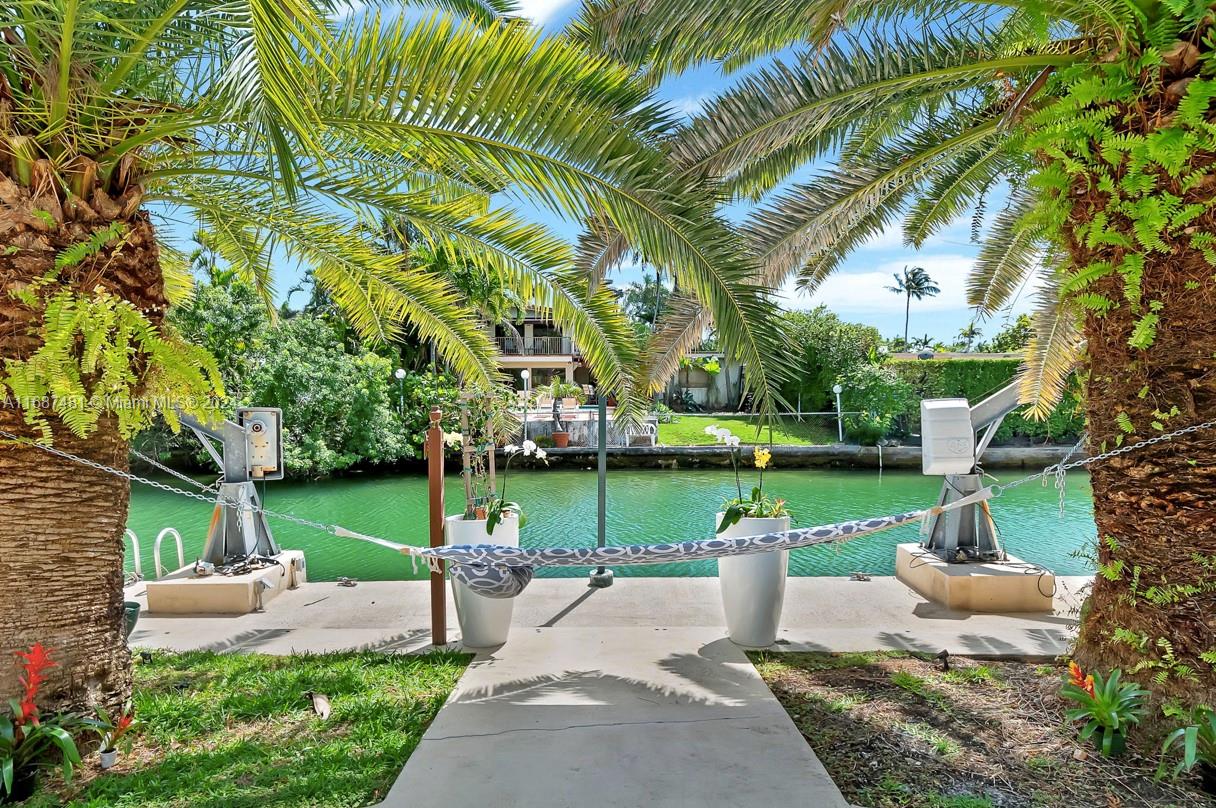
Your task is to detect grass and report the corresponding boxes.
[749,651,1210,808]
[657,414,835,446]
[27,650,470,808]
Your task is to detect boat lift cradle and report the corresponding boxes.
[919,381,1022,563]
[179,408,283,567]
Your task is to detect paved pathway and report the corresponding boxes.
[376,627,850,808]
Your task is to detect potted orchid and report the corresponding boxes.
[2,644,85,803]
[705,425,792,648]
[447,438,546,648]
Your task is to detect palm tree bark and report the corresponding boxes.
[1070,207,1216,701]
[1,175,165,710]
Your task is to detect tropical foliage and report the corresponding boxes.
[886,266,941,344]
[577,0,1216,697]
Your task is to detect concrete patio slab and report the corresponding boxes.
[376,627,850,808]
[127,575,1089,659]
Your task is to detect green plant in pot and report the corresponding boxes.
[2,644,85,803]
[1061,662,1147,757]
[1157,705,1216,793]
[93,702,140,771]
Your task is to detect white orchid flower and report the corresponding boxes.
[715,427,733,443]
[522,439,538,455]
[726,435,741,447]
[703,424,718,436]
[503,443,520,455]
[442,431,463,447]
[535,448,547,460]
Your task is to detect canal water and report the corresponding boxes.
[125,467,1096,581]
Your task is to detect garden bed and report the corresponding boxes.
[749,651,1215,807]
[24,650,469,808]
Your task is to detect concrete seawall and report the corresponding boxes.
[515,444,1081,470]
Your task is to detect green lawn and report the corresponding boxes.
[658,414,835,446]
[28,650,469,808]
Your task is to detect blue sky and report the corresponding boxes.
[163,0,1035,345]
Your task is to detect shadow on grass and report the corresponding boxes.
[27,649,471,808]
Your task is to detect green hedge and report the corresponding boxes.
[887,359,1084,443]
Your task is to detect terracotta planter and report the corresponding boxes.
[716,514,790,648]
[446,513,519,648]
[552,431,570,448]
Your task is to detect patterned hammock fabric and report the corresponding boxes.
[413,510,928,599]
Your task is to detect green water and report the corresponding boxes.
[125,468,1097,581]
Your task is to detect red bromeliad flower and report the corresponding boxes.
[14,643,57,727]
[1068,660,1095,698]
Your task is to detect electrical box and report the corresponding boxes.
[921,399,975,475]
[238,407,284,480]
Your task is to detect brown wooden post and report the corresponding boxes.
[426,408,447,646]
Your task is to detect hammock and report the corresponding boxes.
[333,489,992,598]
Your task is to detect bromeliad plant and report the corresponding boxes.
[93,701,140,757]
[1061,661,1148,756]
[2,644,84,800]
[1156,705,1216,786]
[708,426,789,533]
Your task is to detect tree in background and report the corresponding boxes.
[622,271,672,328]
[978,315,1034,354]
[956,323,982,352]
[886,266,941,344]
[779,307,880,411]
[579,0,1216,695]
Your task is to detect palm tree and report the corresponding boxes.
[957,324,982,353]
[578,0,1216,694]
[886,266,940,344]
[0,0,782,709]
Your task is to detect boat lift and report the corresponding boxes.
[180,408,283,567]
[919,381,1023,563]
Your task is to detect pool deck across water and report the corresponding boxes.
[127,576,1088,808]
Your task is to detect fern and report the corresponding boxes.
[54,223,126,272]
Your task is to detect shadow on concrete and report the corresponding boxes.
[200,628,295,652]
[360,630,436,652]
[452,669,723,710]
[539,587,599,627]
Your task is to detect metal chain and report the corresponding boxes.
[129,448,221,493]
[992,419,1216,497]
[0,429,336,535]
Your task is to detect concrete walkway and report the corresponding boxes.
[127,575,1089,659]
[376,627,850,808]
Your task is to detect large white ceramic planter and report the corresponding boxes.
[716,514,790,648]
[446,513,519,648]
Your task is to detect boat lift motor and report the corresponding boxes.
[919,382,1022,563]
[180,408,283,567]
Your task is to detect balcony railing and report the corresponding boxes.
[498,336,575,355]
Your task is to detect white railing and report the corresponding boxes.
[154,528,185,578]
[125,529,142,580]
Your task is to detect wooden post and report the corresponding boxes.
[426,408,447,646]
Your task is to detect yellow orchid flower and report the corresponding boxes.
[753,447,772,469]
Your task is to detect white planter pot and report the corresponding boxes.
[716,514,790,648]
[99,749,118,770]
[446,513,519,648]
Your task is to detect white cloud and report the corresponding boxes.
[780,255,977,314]
[671,93,710,118]
[515,0,573,23]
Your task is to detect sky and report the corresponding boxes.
[164,0,1035,346]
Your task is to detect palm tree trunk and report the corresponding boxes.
[904,294,911,344]
[1,174,166,711]
[1070,222,1216,701]
[0,412,134,713]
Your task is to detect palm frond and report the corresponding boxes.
[1019,270,1082,418]
[967,186,1048,314]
